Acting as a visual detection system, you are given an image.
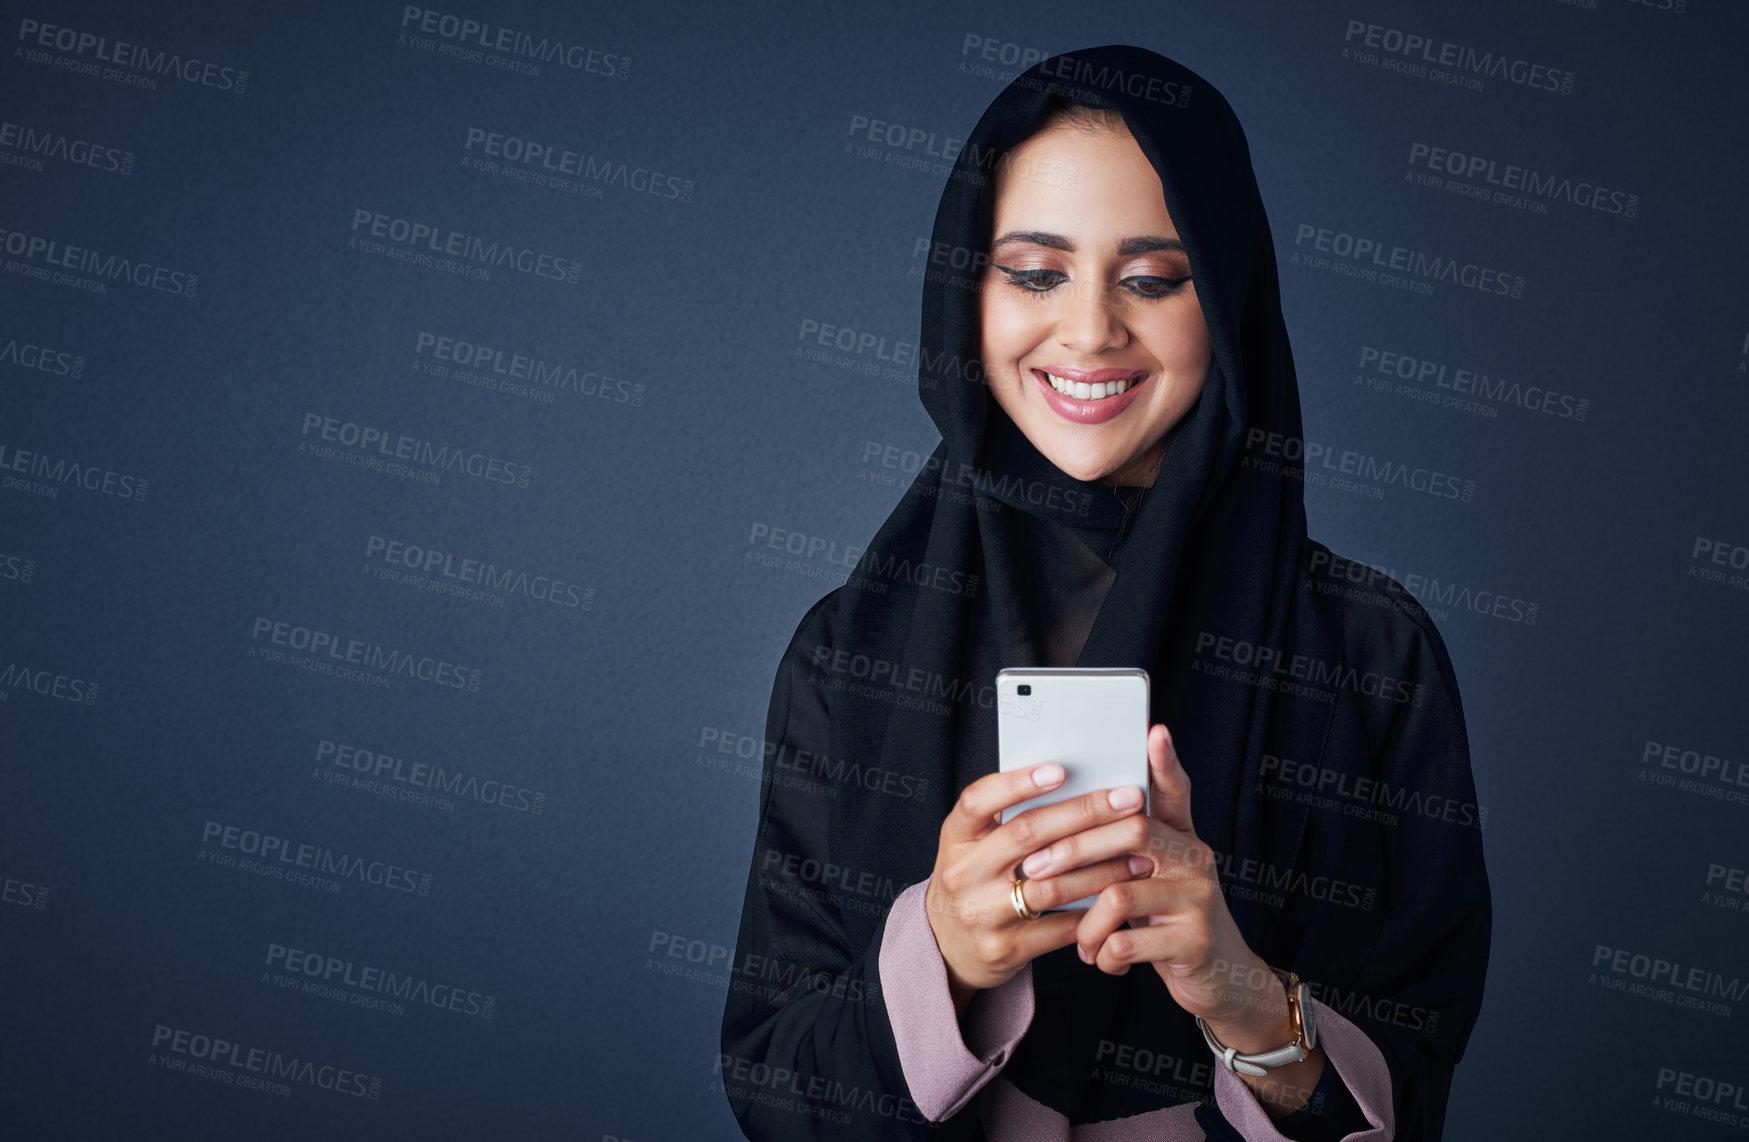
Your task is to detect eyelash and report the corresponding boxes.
[994,265,1190,301]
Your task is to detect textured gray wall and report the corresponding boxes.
[3,1,1745,1138]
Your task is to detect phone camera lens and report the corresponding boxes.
[1017,684,1031,696]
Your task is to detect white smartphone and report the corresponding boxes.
[995,667,1151,912]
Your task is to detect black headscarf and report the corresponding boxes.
[727,43,1489,1140]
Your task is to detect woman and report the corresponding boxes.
[721,44,1490,1142]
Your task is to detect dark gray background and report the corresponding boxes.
[3,0,1746,1138]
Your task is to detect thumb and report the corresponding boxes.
[1148,723,1194,833]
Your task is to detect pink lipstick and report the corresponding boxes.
[1031,366,1150,425]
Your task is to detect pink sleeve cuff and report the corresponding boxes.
[877,876,1036,1122]
[1212,998,1395,1141]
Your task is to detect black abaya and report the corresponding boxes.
[721,43,1490,1142]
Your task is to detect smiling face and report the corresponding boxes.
[978,115,1212,487]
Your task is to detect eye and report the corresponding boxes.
[995,265,1066,293]
[1123,275,1191,300]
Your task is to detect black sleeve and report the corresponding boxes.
[1352,606,1492,1142]
[1201,583,1493,1142]
[1302,591,1492,1142]
[718,590,960,1141]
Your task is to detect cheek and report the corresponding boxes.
[1141,306,1212,373]
[980,295,1041,365]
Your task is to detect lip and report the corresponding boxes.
[1031,367,1150,425]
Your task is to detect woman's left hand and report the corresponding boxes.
[1015,724,1290,1047]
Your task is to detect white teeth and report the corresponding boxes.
[1042,372,1137,401]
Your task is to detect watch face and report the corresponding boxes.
[1297,983,1317,1049]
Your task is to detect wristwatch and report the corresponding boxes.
[1195,967,1318,1077]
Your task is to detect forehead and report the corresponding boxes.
[990,124,1176,237]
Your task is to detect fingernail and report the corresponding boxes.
[1128,855,1153,877]
[1077,944,1091,964]
[1034,764,1065,788]
[1022,849,1051,876]
[1109,785,1142,810]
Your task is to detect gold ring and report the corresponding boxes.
[1011,877,1041,921]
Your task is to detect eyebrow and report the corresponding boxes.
[991,230,1185,256]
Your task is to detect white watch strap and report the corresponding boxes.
[1196,1015,1309,1077]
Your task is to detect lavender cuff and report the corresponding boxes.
[877,875,1036,1123]
[1213,998,1396,1142]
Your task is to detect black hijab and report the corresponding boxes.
[791,44,1488,1137]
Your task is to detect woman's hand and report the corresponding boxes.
[1003,726,1286,1035]
[925,763,1154,1014]
[1045,724,1324,1113]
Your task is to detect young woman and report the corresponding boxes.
[721,44,1490,1142]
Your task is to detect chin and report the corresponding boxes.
[1036,441,1125,483]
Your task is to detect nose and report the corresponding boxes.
[1054,278,1129,355]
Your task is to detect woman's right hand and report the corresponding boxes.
[924,763,1154,1012]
